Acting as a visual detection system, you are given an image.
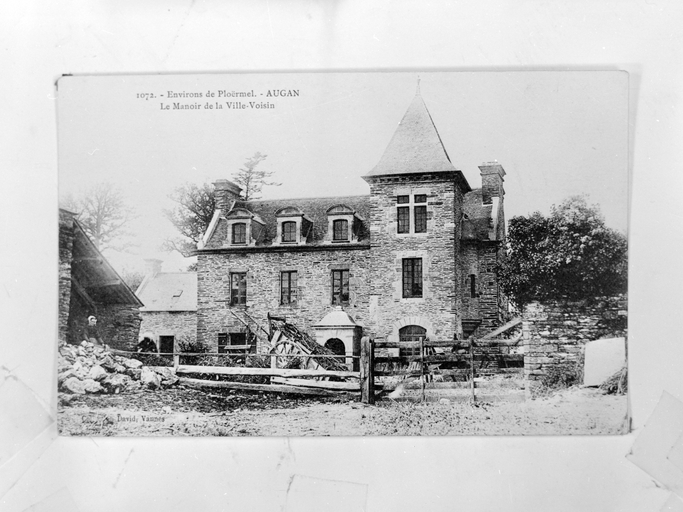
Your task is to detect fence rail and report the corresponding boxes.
[359,335,524,404]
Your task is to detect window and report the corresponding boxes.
[397,207,410,233]
[331,269,350,305]
[232,223,246,244]
[414,205,427,233]
[399,325,426,358]
[332,219,349,241]
[230,272,247,305]
[402,258,423,298]
[218,333,228,353]
[281,221,297,243]
[414,194,427,203]
[229,332,247,346]
[280,271,298,304]
[397,195,410,204]
[469,274,476,298]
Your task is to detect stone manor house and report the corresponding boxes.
[195,90,509,358]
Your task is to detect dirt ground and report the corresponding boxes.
[58,382,628,436]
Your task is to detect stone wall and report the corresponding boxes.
[197,248,371,351]
[365,176,463,341]
[523,295,628,381]
[460,242,506,335]
[97,304,143,351]
[58,210,75,344]
[139,311,197,346]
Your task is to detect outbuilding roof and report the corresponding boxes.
[61,209,143,307]
[313,307,361,328]
[136,272,197,312]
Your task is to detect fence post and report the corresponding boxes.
[173,352,180,369]
[360,336,375,404]
[420,337,425,402]
[469,336,476,402]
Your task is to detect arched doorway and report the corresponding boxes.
[324,338,346,356]
[399,325,426,358]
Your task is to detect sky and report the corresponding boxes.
[57,71,629,274]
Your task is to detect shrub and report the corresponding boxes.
[178,339,209,365]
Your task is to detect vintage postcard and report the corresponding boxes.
[57,71,628,436]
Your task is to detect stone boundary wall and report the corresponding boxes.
[523,295,627,382]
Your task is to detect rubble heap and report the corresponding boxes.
[58,341,179,395]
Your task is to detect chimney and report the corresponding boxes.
[144,258,163,277]
[213,179,243,212]
[478,162,506,205]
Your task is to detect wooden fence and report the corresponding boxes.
[359,335,524,404]
[112,346,366,397]
[112,332,522,401]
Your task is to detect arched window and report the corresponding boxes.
[399,325,426,358]
[232,223,246,244]
[333,219,349,241]
[282,221,297,243]
[324,338,345,357]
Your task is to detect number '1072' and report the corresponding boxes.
[137,93,156,100]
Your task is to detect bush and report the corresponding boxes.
[532,353,584,398]
[132,353,173,367]
[600,366,627,395]
[177,340,209,365]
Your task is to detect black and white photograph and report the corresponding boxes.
[56,71,628,436]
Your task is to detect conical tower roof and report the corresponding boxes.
[365,89,457,177]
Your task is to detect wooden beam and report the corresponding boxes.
[179,377,347,396]
[70,276,97,311]
[360,336,375,404]
[88,279,123,287]
[271,377,361,391]
[72,257,104,263]
[177,364,359,379]
[480,318,522,340]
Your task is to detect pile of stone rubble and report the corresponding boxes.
[58,341,178,395]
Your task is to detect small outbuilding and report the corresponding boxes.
[135,259,197,355]
[312,307,362,370]
[58,209,143,349]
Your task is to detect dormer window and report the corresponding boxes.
[232,223,247,244]
[326,204,362,244]
[275,207,311,246]
[223,208,265,248]
[333,219,349,241]
[281,221,297,243]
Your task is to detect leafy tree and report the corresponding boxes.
[498,195,627,308]
[232,152,279,201]
[163,153,277,256]
[163,182,215,256]
[60,183,136,252]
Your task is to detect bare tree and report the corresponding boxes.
[60,183,136,252]
[232,152,279,201]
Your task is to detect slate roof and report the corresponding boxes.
[136,272,197,311]
[365,92,458,177]
[205,195,371,248]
